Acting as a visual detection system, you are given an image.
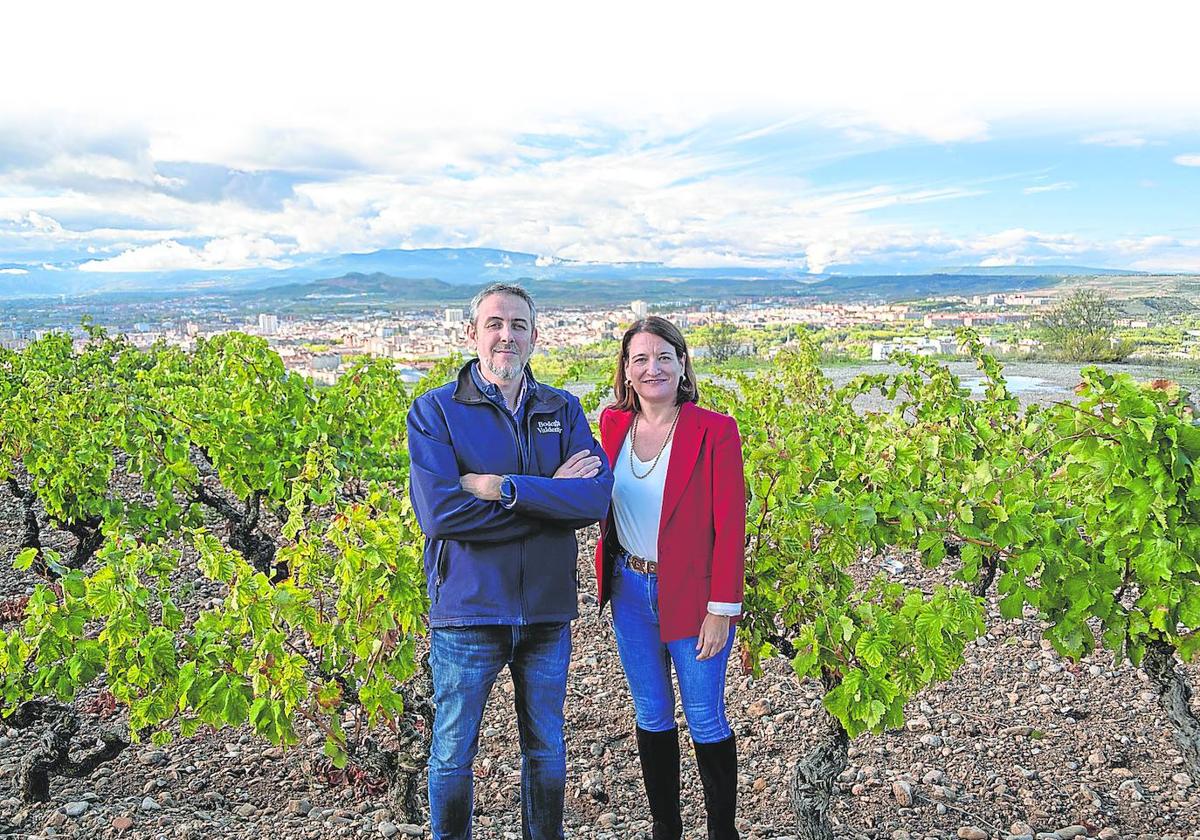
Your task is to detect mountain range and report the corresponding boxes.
[0,247,1153,303]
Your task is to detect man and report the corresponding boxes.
[407,283,613,840]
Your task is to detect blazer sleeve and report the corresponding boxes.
[407,395,542,543]
[708,414,746,605]
[506,397,614,525]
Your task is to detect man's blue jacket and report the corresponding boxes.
[407,361,614,627]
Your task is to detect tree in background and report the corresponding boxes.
[693,319,740,363]
[1040,288,1134,362]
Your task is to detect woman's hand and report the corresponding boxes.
[460,473,503,501]
[695,612,731,661]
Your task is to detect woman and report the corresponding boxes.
[594,316,746,840]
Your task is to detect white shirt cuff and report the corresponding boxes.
[707,601,741,617]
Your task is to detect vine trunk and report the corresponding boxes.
[1142,639,1200,774]
[10,700,129,802]
[790,708,849,840]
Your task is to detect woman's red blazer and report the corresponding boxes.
[594,401,746,642]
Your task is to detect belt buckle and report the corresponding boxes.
[627,554,658,575]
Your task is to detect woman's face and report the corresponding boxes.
[624,331,685,408]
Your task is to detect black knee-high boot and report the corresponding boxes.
[635,726,683,840]
[693,735,739,840]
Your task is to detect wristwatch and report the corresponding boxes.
[499,475,517,508]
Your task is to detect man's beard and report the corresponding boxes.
[484,353,523,381]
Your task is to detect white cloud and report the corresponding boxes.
[79,235,289,273]
[1023,181,1075,194]
[15,211,64,235]
[1082,131,1149,148]
[979,256,1017,267]
[1114,235,1200,272]
[6,2,1200,169]
[0,268,28,275]
[1114,235,1180,253]
[1174,154,1200,167]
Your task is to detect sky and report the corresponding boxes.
[2,0,1200,283]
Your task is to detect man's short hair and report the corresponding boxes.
[469,282,537,329]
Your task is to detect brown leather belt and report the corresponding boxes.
[624,554,659,575]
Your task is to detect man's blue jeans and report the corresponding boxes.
[428,623,571,840]
[610,555,735,743]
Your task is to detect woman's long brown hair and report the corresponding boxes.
[611,316,700,412]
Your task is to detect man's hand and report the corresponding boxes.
[460,473,503,501]
[695,613,731,661]
[553,449,602,480]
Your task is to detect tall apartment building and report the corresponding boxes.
[257,313,279,335]
[630,300,648,319]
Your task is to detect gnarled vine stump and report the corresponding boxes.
[9,699,129,803]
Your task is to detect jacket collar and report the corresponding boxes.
[452,360,564,413]
[660,401,703,525]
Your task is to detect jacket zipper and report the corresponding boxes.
[481,393,530,623]
[434,541,449,602]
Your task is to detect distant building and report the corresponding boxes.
[872,336,960,361]
[257,313,279,335]
[310,353,342,371]
[631,300,649,319]
[364,337,390,357]
[444,308,465,327]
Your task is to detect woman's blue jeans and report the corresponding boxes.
[428,622,571,840]
[610,555,735,743]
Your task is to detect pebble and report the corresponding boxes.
[1056,827,1087,840]
[140,750,169,766]
[140,796,161,811]
[892,780,913,806]
[1119,779,1146,800]
[746,698,772,717]
[235,803,258,817]
[286,798,313,816]
[999,725,1036,737]
[906,715,931,732]
[378,822,399,839]
[1097,830,1120,840]
[956,828,987,840]
[113,815,134,830]
[63,801,89,817]
[929,784,955,801]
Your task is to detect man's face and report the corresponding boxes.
[467,292,538,383]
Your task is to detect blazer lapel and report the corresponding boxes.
[660,401,704,528]
[602,408,634,468]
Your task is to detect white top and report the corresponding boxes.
[611,433,669,563]
[611,429,741,617]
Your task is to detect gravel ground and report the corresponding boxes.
[2,359,1200,839]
